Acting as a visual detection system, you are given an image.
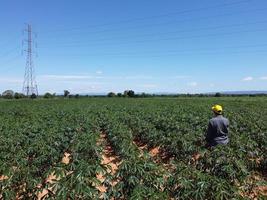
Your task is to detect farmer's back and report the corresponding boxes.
[206,105,229,147]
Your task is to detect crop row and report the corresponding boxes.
[0,98,266,199]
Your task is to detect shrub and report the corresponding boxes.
[107,92,116,97]
[43,92,53,99]
[2,90,14,99]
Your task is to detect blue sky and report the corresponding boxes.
[0,0,267,94]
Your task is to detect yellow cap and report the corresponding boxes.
[212,105,223,114]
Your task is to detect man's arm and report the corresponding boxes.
[205,121,213,142]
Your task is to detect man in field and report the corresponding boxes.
[205,105,229,147]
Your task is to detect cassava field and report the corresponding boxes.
[0,97,266,200]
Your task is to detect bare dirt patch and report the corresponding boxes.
[133,138,175,171]
[61,152,71,165]
[37,152,72,200]
[239,172,267,199]
[96,132,121,195]
[0,175,8,181]
[192,152,201,161]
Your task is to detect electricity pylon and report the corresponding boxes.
[22,24,38,96]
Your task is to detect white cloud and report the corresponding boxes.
[242,76,253,81]
[0,77,22,83]
[38,74,192,82]
[124,75,153,79]
[96,70,103,75]
[138,84,157,88]
[39,75,106,81]
[187,82,198,87]
[173,75,191,79]
[39,74,155,81]
[39,75,94,80]
[259,76,267,80]
[37,80,104,94]
[209,83,215,87]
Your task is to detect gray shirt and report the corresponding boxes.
[206,115,229,146]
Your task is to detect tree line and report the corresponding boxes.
[107,91,267,98]
[0,90,74,99]
[1,89,267,99]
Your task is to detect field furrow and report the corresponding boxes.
[0,97,266,199]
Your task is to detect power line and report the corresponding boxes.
[0,34,20,48]
[0,54,21,67]
[37,50,267,61]
[42,6,267,38]
[0,46,20,58]
[39,28,267,48]
[44,0,251,33]
[132,49,267,58]
[97,49,267,58]
[39,43,267,59]
[40,20,267,46]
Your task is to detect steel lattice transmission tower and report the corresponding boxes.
[22,24,38,96]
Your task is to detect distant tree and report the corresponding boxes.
[14,92,25,99]
[215,92,222,97]
[75,94,80,98]
[139,92,152,98]
[64,90,70,97]
[117,93,122,97]
[140,92,145,98]
[107,92,116,97]
[128,90,135,97]
[186,93,192,97]
[123,90,129,97]
[14,92,20,99]
[43,92,53,98]
[2,90,14,99]
[30,93,37,99]
[123,90,135,97]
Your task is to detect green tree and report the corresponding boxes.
[123,90,129,97]
[30,93,37,99]
[2,90,14,99]
[43,92,53,98]
[14,92,25,99]
[123,90,135,97]
[107,92,116,97]
[215,92,222,97]
[64,90,70,97]
[128,90,135,97]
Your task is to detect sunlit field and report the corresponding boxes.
[0,97,266,199]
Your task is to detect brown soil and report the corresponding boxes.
[192,152,201,161]
[149,146,160,157]
[37,172,58,199]
[61,152,71,165]
[37,152,72,200]
[95,132,121,195]
[132,139,147,159]
[248,157,263,165]
[240,185,267,200]
[256,185,267,197]
[37,187,50,200]
[133,138,175,171]
[239,173,267,199]
[0,175,8,181]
